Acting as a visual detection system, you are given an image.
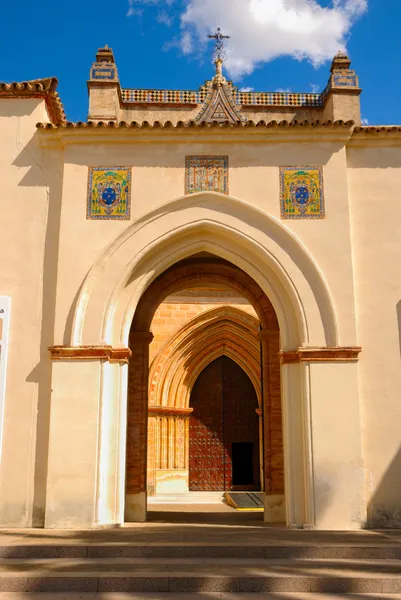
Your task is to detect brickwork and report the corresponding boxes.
[150,299,256,363]
[127,258,283,498]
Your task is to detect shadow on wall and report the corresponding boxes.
[367,445,401,529]
[14,133,64,527]
[365,300,401,528]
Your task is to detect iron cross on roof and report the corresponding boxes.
[208,27,230,62]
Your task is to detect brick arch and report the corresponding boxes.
[149,305,262,409]
[132,258,279,333]
[126,258,283,517]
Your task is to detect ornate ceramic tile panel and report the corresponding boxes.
[185,156,229,195]
[280,166,325,219]
[87,167,131,220]
[333,71,358,87]
[121,88,324,107]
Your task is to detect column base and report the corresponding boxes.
[264,494,285,523]
[125,492,147,522]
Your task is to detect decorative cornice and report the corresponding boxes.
[148,406,194,418]
[280,347,362,364]
[49,345,132,363]
[354,125,401,133]
[0,78,66,126]
[36,118,354,130]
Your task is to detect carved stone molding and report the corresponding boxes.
[49,345,132,363]
[148,406,194,418]
[280,347,362,364]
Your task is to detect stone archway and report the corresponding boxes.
[126,256,282,522]
[46,192,365,531]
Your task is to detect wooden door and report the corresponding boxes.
[189,359,224,490]
[189,356,260,491]
[222,357,260,490]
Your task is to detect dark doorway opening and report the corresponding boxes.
[232,442,254,486]
[189,356,260,491]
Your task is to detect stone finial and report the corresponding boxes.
[89,46,119,82]
[323,50,361,124]
[88,45,120,121]
[213,58,227,87]
[95,45,115,64]
[330,50,352,72]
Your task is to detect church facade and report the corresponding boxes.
[0,44,400,530]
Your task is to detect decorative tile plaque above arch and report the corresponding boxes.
[280,166,325,219]
[185,156,229,195]
[87,166,131,220]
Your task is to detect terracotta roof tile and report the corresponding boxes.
[36,118,355,130]
[353,125,401,133]
[0,78,66,126]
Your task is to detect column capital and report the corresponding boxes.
[49,345,132,363]
[280,346,362,365]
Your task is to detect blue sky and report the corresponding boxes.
[1,0,400,124]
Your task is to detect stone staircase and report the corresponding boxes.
[148,491,225,504]
[1,534,401,596]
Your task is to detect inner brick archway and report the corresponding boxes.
[126,255,282,521]
[146,306,265,495]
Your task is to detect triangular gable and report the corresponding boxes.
[195,84,246,124]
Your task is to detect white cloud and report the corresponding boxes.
[127,0,176,17]
[157,10,174,26]
[181,31,194,54]
[310,83,321,93]
[361,117,369,125]
[179,0,367,78]
[240,87,254,92]
[276,87,291,92]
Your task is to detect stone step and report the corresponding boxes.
[0,558,400,593]
[2,544,401,559]
[3,595,401,600]
[148,492,225,504]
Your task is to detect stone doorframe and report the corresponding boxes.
[128,261,283,518]
[46,192,365,530]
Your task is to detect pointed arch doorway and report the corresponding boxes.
[189,356,260,492]
[127,254,284,522]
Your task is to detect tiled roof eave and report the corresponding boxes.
[0,78,66,126]
[36,118,355,130]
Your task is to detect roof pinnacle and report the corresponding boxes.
[208,27,230,86]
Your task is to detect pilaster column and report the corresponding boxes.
[280,346,365,529]
[259,330,283,492]
[125,331,153,522]
[259,330,285,523]
[45,345,131,529]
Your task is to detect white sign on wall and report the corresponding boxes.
[0,298,10,464]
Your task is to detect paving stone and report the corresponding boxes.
[98,576,169,592]
[27,577,98,593]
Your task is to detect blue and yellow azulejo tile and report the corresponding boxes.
[280,166,325,219]
[87,167,131,220]
[185,156,229,195]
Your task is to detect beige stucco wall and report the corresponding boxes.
[0,98,62,526]
[348,141,401,527]
[0,91,400,528]
[45,133,357,351]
